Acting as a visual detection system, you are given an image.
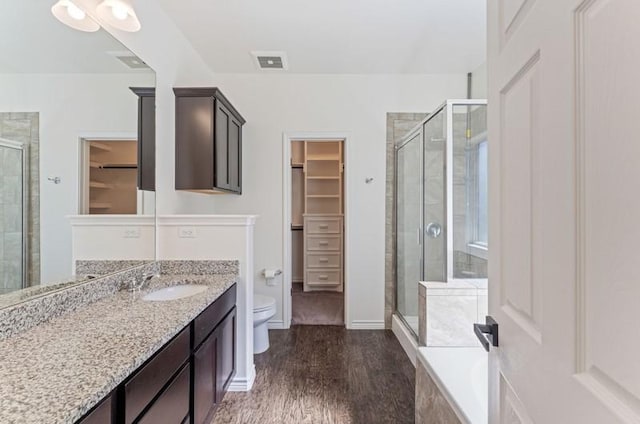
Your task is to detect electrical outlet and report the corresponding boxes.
[178,227,196,238]
[123,227,141,238]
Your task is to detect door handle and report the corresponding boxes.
[425,222,442,238]
[474,316,499,352]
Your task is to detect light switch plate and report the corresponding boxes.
[178,227,196,238]
[123,227,141,238]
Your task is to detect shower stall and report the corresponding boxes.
[395,100,488,336]
[0,138,28,293]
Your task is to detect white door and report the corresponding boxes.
[488,0,640,422]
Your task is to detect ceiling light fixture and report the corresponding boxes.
[51,0,100,32]
[96,0,141,32]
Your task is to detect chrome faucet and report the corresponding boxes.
[124,272,154,292]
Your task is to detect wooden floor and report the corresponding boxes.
[212,326,416,424]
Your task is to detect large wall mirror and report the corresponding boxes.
[0,1,156,306]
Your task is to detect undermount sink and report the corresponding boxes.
[142,285,208,301]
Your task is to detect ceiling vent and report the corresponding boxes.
[251,51,288,71]
[107,51,150,70]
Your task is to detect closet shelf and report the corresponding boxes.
[89,142,113,152]
[90,161,137,169]
[307,195,340,198]
[89,202,111,209]
[306,155,340,161]
[307,176,340,180]
[89,181,113,189]
[291,225,304,230]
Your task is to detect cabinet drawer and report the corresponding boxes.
[307,253,340,268]
[306,219,341,234]
[138,364,190,424]
[125,326,190,424]
[306,235,341,251]
[194,284,236,348]
[307,270,341,286]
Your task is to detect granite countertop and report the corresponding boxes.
[0,274,237,424]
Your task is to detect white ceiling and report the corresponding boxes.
[0,0,150,73]
[157,0,486,74]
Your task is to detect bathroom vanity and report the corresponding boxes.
[0,263,239,424]
[80,284,236,424]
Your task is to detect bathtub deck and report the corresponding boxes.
[212,326,415,424]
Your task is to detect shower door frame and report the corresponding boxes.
[393,100,488,325]
[0,137,29,289]
[394,126,424,335]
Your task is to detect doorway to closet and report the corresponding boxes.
[289,139,345,326]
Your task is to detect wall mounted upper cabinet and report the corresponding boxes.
[130,87,156,192]
[174,87,245,194]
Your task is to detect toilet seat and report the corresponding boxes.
[254,294,276,312]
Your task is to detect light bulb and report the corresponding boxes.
[66,2,86,20]
[111,3,129,20]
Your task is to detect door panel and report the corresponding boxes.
[215,102,230,190]
[499,52,542,343]
[576,0,640,415]
[395,130,422,333]
[228,117,241,192]
[488,0,640,422]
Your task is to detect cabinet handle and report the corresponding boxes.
[318,275,328,280]
[319,241,329,246]
[319,258,329,263]
[319,225,329,230]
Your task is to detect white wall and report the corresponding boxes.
[0,73,154,283]
[195,73,468,328]
[471,62,488,99]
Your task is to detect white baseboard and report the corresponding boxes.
[349,320,385,330]
[392,314,417,367]
[228,364,256,391]
[267,319,286,330]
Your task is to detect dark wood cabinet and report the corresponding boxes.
[174,87,245,194]
[130,87,155,192]
[74,284,236,424]
[124,327,190,424]
[137,364,190,424]
[193,307,236,424]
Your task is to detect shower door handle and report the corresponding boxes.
[425,222,442,238]
[474,316,499,352]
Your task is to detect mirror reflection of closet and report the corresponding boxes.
[83,139,138,214]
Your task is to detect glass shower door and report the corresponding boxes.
[423,107,447,282]
[395,130,423,335]
[0,140,25,293]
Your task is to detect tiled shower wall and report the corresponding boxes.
[385,112,428,328]
[0,113,39,291]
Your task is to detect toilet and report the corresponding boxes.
[253,294,276,354]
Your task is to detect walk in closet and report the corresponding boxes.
[291,139,345,325]
[85,140,138,214]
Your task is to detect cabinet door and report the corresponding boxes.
[228,116,242,193]
[214,101,230,191]
[193,331,217,424]
[216,308,236,402]
[175,96,214,190]
[138,94,155,191]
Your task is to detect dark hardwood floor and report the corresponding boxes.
[212,326,415,424]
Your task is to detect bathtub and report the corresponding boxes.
[417,347,488,424]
